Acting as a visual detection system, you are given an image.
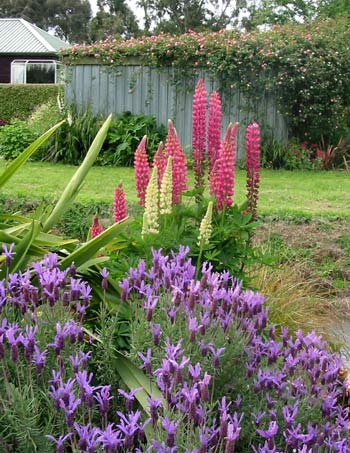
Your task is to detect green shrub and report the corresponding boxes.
[0,84,60,121]
[98,112,167,166]
[45,108,104,164]
[0,120,38,160]
[45,110,167,166]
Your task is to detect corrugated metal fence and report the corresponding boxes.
[65,64,288,160]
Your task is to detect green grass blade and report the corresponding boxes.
[43,114,112,233]
[0,120,65,189]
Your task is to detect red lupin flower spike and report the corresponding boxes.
[246,122,261,220]
[113,183,128,223]
[134,135,150,207]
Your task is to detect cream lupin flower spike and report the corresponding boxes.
[198,201,213,246]
[142,167,159,237]
[160,156,173,215]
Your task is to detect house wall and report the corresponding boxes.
[65,64,288,160]
[0,54,58,83]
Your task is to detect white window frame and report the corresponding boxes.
[11,59,62,84]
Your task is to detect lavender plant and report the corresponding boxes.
[1,244,349,451]
[123,247,350,451]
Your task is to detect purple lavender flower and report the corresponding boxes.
[118,387,142,412]
[138,348,152,374]
[100,267,109,290]
[32,346,47,374]
[161,417,178,448]
[97,423,123,451]
[147,396,163,428]
[209,345,225,369]
[46,433,72,453]
[94,385,113,417]
[199,372,211,402]
[74,423,101,452]
[150,323,161,346]
[116,410,141,450]
[76,370,95,408]
[2,243,15,268]
[256,421,278,449]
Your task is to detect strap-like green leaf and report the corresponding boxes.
[59,217,131,269]
[0,120,65,189]
[43,114,112,233]
[9,220,42,273]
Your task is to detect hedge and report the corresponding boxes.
[61,19,350,144]
[0,84,61,122]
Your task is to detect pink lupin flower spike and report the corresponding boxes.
[113,183,128,223]
[165,120,188,205]
[134,135,150,207]
[192,79,207,193]
[153,141,166,188]
[91,215,104,238]
[207,91,222,175]
[213,122,238,211]
[246,122,261,220]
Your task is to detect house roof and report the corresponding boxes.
[0,18,70,54]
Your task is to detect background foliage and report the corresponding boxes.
[62,19,350,145]
[0,84,60,122]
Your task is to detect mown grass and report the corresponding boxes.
[1,161,349,217]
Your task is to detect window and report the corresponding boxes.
[11,60,62,84]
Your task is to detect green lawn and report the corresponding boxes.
[1,161,349,217]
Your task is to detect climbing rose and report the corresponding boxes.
[207,91,222,175]
[90,216,104,238]
[246,122,260,220]
[192,79,207,194]
[134,135,150,207]
[113,183,128,223]
[164,120,187,205]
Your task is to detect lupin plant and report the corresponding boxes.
[134,135,150,206]
[142,167,160,237]
[153,141,166,188]
[164,120,188,205]
[90,215,104,238]
[246,122,261,220]
[113,182,128,223]
[192,78,207,197]
[159,157,173,216]
[210,122,239,211]
[207,90,222,175]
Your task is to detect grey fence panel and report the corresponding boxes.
[65,64,288,159]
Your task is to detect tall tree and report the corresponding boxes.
[137,0,245,34]
[47,0,91,43]
[0,0,91,43]
[90,0,139,39]
[243,0,317,30]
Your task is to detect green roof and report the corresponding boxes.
[0,18,70,54]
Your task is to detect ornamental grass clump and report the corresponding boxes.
[124,247,350,451]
